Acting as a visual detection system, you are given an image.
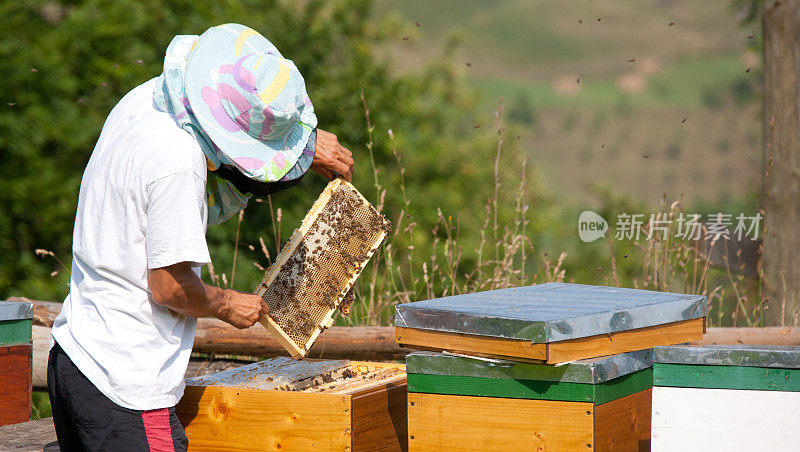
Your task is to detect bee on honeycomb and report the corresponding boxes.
[256,179,390,358]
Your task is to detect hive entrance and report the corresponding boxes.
[256,178,390,358]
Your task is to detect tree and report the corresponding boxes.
[762,0,800,325]
[0,0,509,301]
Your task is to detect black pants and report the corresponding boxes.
[47,342,188,452]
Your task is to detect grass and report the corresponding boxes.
[30,390,52,420]
[228,94,766,330]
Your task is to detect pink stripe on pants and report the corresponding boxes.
[142,408,175,452]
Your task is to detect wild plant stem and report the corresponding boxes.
[267,195,278,252]
[231,210,243,288]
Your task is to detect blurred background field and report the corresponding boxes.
[1,0,766,332]
[379,0,762,206]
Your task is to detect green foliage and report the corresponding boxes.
[3,0,763,332]
[31,390,52,420]
[0,0,508,300]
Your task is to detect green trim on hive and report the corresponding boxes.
[0,319,32,345]
[595,367,653,405]
[654,363,800,392]
[407,368,652,404]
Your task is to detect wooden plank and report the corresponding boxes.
[593,389,651,452]
[547,317,704,364]
[0,319,32,345]
[342,374,407,397]
[193,320,409,360]
[352,383,408,452]
[258,315,305,358]
[349,361,407,371]
[0,345,32,426]
[653,362,800,392]
[696,326,800,346]
[398,318,703,364]
[316,371,407,396]
[177,386,351,451]
[651,386,800,451]
[407,393,594,451]
[32,325,49,388]
[399,346,548,364]
[395,327,547,361]
[407,368,651,404]
[17,300,412,360]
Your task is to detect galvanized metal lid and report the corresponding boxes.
[0,301,34,321]
[655,345,800,369]
[395,282,706,342]
[406,349,653,384]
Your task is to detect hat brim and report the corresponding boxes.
[184,24,317,182]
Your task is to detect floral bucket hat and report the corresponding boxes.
[154,24,317,224]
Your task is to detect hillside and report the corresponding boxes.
[376,0,761,207]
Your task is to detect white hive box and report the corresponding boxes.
[652,345,800,451]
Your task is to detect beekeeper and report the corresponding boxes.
[48,23,353,451]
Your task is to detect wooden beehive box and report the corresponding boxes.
[396,282,706,364]
[257,178,390,358]
[176,357,408,451]
[0,300,33,426]
[652,345,800,451]
[405,350,653,451]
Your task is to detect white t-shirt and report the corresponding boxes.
[51,78,211,410]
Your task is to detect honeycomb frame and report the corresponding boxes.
[255,178,389,358]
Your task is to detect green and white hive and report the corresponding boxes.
[652,344,800,451]
[406,350,654,451]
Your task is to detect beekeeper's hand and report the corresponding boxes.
[311,129,354,182]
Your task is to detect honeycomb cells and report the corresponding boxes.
[260,183,391,350]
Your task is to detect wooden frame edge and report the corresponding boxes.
[338,374,408,396]
[300,186,389,352]
[545,317,706,364]
[259,315,305,358]
[395,326,548,361]
[255,178,344,358]
[397,317,706,363]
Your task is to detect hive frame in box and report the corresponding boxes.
[256,178,389,358]
[177,360,408,452]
